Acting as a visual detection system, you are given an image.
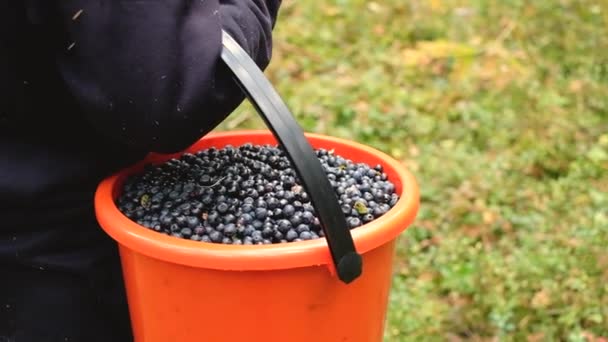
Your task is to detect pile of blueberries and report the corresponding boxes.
[116,144,399,245]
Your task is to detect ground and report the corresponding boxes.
[216,1,608,340]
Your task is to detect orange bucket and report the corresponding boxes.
[94,130,419,342]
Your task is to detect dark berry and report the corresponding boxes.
[243,225,256,237]
[186,216,200,228]
[216,202,229,214]
[277,219,291,233]
[209,231,222,243]
[283,204,295,217]
[255,207,268,220]
[251,231,263,244]
[296,224,310,233]
[117,144,399,245]
[224,223,237,237]
[286,229,298,242]
[299,231,313,240]
[223,214,236,224]
[348,217,362,228]
[362,213,375,223]
[262,226,274,238]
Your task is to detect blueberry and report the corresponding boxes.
[262,226,274,238]
[267,197,279,210]
[341,204,351,214]
[217,202,229,214]
[303,203,315,212]
[284,191,295,202]
[286,229,298,242]
[290,214,302,227]
[362,213,374,223]
[190,206,202,216]
[373,204,390,217]
[207,211,219,225]
[243,225,256,237]
[283,204,295,217]
[277,219,291,233]
[223,213,236,224]
[255,199,267,209]
[201,195,213,206]
[255,207,268,220]
[299,231,313,240]
[238,213,253,225]
[301,211,315,224]
[186,216,200,228]
[246,188,259,199]
[296,224,310,233]
[251,231,263,244]
[117,144,398,245]
[348,217,362,228]
[390,193,399,206]
[224,224,237,237]
[160,215,173,228]
[241,203,254,213]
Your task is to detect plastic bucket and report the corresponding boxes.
[95,130,419,342]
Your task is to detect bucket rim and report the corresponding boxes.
[94,130,420,272]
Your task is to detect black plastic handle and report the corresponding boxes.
[220,30,362,284]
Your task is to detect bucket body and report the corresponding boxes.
[95,131,419,342]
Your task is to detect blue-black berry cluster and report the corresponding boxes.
[116,144,399,245]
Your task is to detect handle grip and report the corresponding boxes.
[220,30,362,283]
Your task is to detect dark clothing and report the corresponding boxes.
[0,0,281,340]
[0,245,132,342]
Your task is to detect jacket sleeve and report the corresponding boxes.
[51,0,281,153]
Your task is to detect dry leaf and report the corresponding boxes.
[531,289,551,308]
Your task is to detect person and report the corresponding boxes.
[0,1,282,341]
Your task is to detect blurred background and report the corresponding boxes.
[217,1,608,340]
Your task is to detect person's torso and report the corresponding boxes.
[0,2,145,232]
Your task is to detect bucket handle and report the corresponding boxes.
[220,30,362,284]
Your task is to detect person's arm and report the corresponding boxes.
[52,0,281,153]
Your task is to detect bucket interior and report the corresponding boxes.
[95,130,419,272]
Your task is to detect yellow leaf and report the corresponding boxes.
[531,289,551,308]
[429,0,443,12]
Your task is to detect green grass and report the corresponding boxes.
[216,1,608,340]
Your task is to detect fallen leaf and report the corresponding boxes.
[569,79,584,93]
[527,332,545,342]
[373,24,385,36]
[531,289,551,308]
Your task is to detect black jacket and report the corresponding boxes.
[0,0,281,270]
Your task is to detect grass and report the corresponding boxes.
[216,1,608,340]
